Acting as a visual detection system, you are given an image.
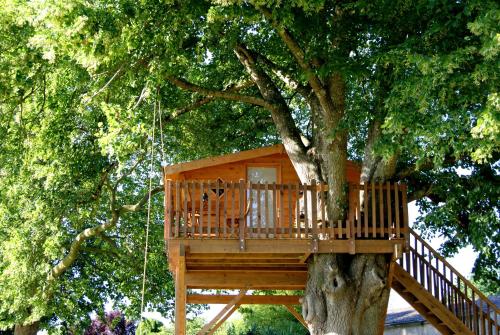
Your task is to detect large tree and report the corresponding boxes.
[0,0,498,334]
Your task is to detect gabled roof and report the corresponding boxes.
[163,144,286,176]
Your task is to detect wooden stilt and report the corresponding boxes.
[175,244,186,335]
[284,304,308,329]
[197,290,247,335]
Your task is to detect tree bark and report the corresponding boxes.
[14,322,39,335]
[302,254,390,335]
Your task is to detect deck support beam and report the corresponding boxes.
[197,290,247,335]
[187,294,302,305]
[175,244,186,335]
[284,304,308,329]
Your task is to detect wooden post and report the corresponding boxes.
[175,244,186,335]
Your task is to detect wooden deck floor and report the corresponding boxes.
[167,238,406,290]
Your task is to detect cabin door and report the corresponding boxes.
[247,167,277,235]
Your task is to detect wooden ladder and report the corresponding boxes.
[392,229,499,335]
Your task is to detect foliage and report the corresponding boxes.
[0,0,499,331]
[160,317,205,335]
[221,305,307,335]
[83,311,135,335]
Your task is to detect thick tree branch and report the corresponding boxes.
[164,81,255,122]
[234,44,320,182]
[408,184,434,203]
[47,185,164,282]
[259,8,335,118]
[252,50,312,98]
[119,186,163,213]
[47,212,120,282]
[166,76,273,109]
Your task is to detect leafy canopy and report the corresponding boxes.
[0,0,498,331]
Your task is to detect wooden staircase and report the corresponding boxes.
[392,229,499,335]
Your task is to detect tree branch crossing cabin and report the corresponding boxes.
[163,145,499,335]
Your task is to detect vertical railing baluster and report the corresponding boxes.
[356,184,361,238]
[199,181,204,237]
[183,181,188,237]
[288,183,293,238]
[272,182,277,238]
[257,182,262,238]
[386,181,392,237]
[337,219,342,239]
[215,181,219,238]
[175,181,181,237]
[379,183,384,238]
[165,179,172,239]
[239,179,245,243]
[480,299,486,335]
[191,181,196,238]
[222,181,227,238]
[231,181,236,238]
[279,183,285,237]
[264,182,269,238]
[295,183,300,238]
[402,185,409,246]
[348,183,355,235]
[320,182,326,239]
[427,247,432,294]
[207,181,211,238]
[371,182,376,238]
[247,181,253,238]
[413,236,418,280]
[472,291,479,334]
[303,183,309,238]
[311,180,318,240]
[363,183,368,238]
[395,183,400,238]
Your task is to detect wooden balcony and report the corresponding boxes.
[164,180,409,254]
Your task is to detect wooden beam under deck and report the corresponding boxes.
[187,294,302,305]
[168,238,405,262]
[186,270,307,289]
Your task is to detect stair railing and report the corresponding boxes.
[398,229,499,334]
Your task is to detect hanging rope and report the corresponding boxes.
[140,98,156,322]
[158,95,166,167]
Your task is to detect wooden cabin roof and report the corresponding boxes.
[163,144,360,179]
[163,144,286,176]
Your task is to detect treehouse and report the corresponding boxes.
[163,144,499,335]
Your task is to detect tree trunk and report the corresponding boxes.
[234,44,394,334]
[302,254,390,334]
[14,322,39,335]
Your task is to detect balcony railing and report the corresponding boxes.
[164,180,408,241]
